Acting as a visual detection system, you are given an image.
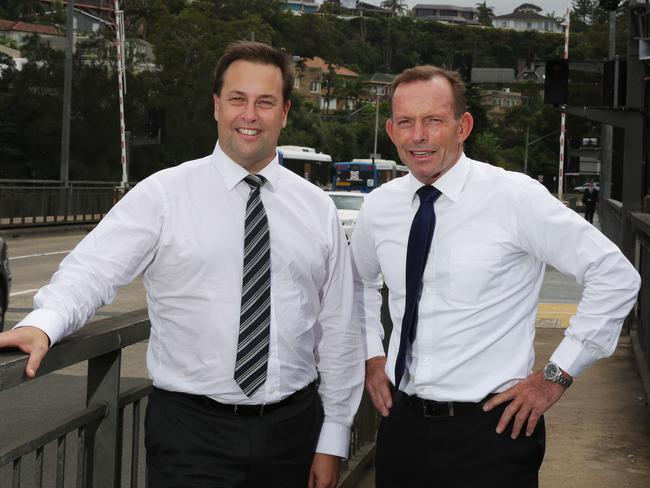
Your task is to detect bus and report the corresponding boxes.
[277,145,333,189]
[332,158,409,192]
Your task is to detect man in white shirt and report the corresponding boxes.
[0,42,363,488]
[351,65,641,487]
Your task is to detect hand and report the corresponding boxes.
[0,326,51,378]
[308,453,340,488]
[482,370,570,439]
[365,356,393,417]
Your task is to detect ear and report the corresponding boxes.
[213,94,220,123]
[458,112,474,143]
[385,117,396,145]
[281,100,291,128]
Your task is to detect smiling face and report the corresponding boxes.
[213,60,290,173]
[386,76,473,185]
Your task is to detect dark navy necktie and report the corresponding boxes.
[394,185,442,391]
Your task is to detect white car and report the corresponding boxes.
[326,191,366,240]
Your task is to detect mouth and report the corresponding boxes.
[409,149,436,158]
[236,128,261,137]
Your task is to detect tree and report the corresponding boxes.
[475,2,495,27]
[380,0,408,16]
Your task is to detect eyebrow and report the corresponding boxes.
[225,90,277,101]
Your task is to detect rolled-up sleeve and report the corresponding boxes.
[313,203,365,458]
[515,180,641,377]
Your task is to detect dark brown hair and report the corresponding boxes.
[390,65,467,119]
[212,41,294,103]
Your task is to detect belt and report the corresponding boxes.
[155,381,317,417]
[398,392,496,418]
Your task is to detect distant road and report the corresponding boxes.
[4,231,147,329]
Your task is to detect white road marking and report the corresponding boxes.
[9,249,73,260]
[10,288,39,297]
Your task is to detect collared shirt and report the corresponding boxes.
[351,153,640,402]
[17,142,364,457]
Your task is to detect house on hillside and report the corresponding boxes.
[492,3,564,33]
[0,19,65,50]
[361,72,395,102]
[481,88,523,120]
[39,0,114,23]
[284,1,319,15]
[294,56,360,112]
[412,4,479,25]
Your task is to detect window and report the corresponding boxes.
[502,21,508,27]
[310,81,320,93]
[92,22,100,33]
[526,22,533,29]
[294,76,300,89]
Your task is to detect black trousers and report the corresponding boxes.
[584,204,596,223]
[145,386,324,488]
[375,396,545,488]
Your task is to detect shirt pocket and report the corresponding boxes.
[448,244,505,305]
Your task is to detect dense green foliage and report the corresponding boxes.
[0,0,621,181]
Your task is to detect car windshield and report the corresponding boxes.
[329,194,364,211]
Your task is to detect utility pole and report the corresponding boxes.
[60,0,75,187]
[523,126,530,175]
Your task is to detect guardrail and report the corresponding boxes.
[0,292,391,487]
[630,211,650,391]
[0,181,131,229]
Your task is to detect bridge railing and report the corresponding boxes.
[0,181,132,229]
[631,211,650,389]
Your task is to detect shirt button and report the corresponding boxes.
[422,356,428,362]
[424,287,433,294]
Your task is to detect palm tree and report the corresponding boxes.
[475,2,495,26]
[380,0,407,16]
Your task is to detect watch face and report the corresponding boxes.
[544,363,560,380]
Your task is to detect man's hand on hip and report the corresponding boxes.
[0,326,50,378]
[482,370,569,439]
[365,356,393,417]
[308,453,340,488]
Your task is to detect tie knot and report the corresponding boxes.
[244,174,266,190]
[416,185,442,204]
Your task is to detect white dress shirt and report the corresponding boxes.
[351,153,640,402]
[17,142,364,457]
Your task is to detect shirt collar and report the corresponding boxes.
[407,152,470,204]
[212,140,280,192]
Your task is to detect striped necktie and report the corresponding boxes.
[235,174,271,396]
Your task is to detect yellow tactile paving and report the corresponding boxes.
[536,303,578,328]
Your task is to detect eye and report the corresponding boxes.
[257,99,275,108]
[229,96,245,104]
[397,119,412,127]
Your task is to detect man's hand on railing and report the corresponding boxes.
[365,356,393,417]
[0,326,50,378]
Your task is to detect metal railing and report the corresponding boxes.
[0,297,389,487]
[631,211,650,383]
[0,310,151,487]
[0,181,130,229]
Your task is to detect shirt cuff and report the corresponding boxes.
[315,420,351,458]
[549,335,595,378]
[366,332,385,360]
[14,309,67,345]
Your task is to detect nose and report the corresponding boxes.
[241,101,258,123]
[412,120,428,143]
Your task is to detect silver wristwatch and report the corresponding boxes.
[543,362,573,388]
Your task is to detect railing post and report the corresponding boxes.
[85,349,122,488]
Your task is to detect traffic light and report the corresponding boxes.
[602,59,626,106]
[544,59,569,106]
[147,109,165,141]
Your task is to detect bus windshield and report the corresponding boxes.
[334,163,377,192]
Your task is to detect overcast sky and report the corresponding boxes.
[342,1,575,17]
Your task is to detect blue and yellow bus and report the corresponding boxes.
[333,159,409,192]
